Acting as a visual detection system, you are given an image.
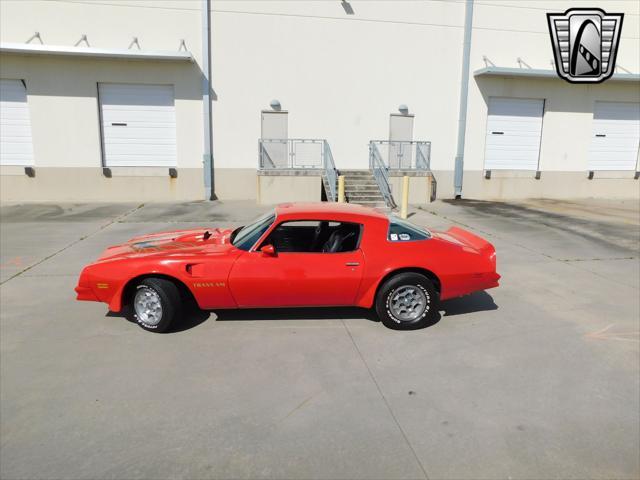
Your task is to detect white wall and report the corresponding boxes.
[1,0,639,202]
[0,0,203,61]
[0,0,205,169]
[210,0,465,171]
[464,0,640,174]
[470,0,640,73]
[0,55,203,169]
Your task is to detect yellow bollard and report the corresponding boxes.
[338,175,345,203]
[400,175,409,219]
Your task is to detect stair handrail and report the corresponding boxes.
[323,141,338,201]
[369,142,396,209]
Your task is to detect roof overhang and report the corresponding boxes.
[0,42,194,62]
[474,66,639,83]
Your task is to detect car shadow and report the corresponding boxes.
[107,291,497,332]
[106,306,211,333]
[213,306,379,323]
[439,290,498,317]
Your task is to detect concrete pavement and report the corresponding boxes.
[1,199,638,479]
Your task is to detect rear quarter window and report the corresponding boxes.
[388,217,431,242]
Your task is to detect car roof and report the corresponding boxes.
[274,202,389,222]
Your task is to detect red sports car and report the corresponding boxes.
[75,203,499,332]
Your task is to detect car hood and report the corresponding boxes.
[97,227,236,261]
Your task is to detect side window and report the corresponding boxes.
[388,217,431,242]
[262,220,362,253]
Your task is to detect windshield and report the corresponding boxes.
[232,210,276,251]
[387,215,431,241]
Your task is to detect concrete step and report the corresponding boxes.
[345,179,377,185]
[347,195,386,203]
[345,186,381,192]
[349,202,392,212]
[340,170,372,176]
[347,190,384,196]
[347,190,379,195]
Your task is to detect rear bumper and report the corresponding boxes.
[440,271,500,300]
[483,271,501,289]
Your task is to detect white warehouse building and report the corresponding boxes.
[0,0,639,205]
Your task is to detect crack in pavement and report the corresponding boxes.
[0,204,144,286]
[341,319,430,480]
[559,256,637,262]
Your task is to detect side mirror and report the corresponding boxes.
[260,244,276,257]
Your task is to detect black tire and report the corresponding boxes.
[375,272,439,330]
[132,278,181,333]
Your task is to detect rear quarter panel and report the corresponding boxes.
[355,220,495,307]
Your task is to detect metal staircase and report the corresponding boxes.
[341,169,392,210]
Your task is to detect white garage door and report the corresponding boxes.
[484,97,544,170]
[0,79,34,166]
[98,84,177,167]
[589,102,640,171]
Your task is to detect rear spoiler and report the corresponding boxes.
[446,227,495,255]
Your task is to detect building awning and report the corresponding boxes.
[474,66,639,83]
[0,42,194,62]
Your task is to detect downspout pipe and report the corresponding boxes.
[202,0,215,200]
[453,0,474,198]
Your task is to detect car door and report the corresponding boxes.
[228,220,364,307]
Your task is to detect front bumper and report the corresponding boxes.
[75,285,99,302]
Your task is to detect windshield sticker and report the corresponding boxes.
[399,233,411,241]
[390,233,399,241]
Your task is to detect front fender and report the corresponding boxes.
[108,266,182,312]
[80,259,194,312]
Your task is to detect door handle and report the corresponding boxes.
[345,262,360,266]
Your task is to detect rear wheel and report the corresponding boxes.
[375,273,438,330]
[132,278,181,333]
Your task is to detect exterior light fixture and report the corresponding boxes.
[341,1,354,15]
[270,99,281,111]
[398,104,409,115]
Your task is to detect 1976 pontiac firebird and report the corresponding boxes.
[76,203,500,332]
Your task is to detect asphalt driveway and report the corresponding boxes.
[1,199,638,479]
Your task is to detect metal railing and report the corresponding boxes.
[369,142,397,209]
[369,140,431,170]
[258,138,338,201]
[260,138,327,169]
[322,141,338,201]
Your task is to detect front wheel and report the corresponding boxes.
[132,278,181,333]
[375,273,439,330]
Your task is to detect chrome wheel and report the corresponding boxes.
[389,285,428,322]
[134,287,163,326]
